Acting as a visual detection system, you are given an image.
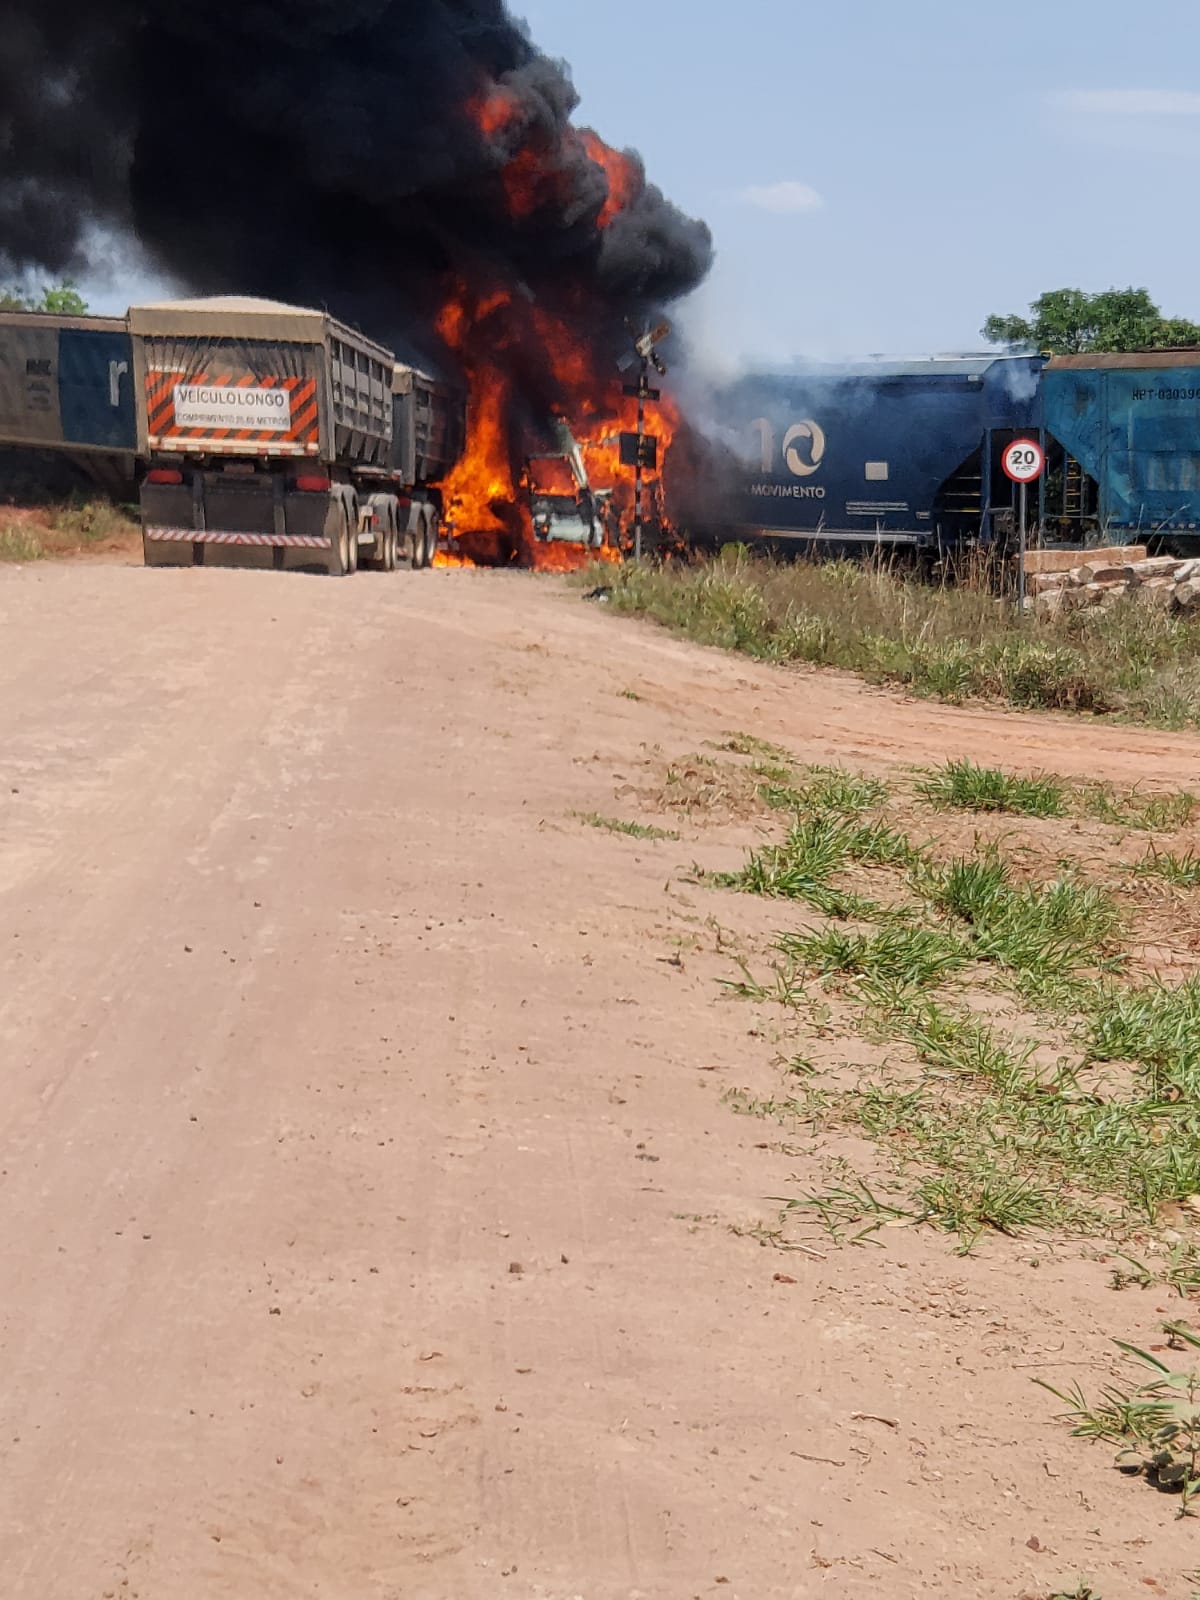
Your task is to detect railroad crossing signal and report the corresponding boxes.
[1002,437,1046,484]
[619,432,658,470]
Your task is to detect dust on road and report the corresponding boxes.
[1,563,1197,1599]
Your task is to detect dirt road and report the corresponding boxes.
[2,561,1197,1599]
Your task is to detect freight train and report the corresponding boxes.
[690,349,1200,559]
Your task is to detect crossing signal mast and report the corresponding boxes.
[618,318,670,560]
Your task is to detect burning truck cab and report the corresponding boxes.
[524,455,599,546]
[522,420,604,549]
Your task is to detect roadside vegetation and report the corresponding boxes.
[602,743,1200,1260]
[589,552,1200,729]
[600,727,1200,1511]
[0,497,139,563]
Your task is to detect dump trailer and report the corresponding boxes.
[132,296,462,575]
[0,310,137,493]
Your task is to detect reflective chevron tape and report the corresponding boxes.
[145,373,320,450]
[145,526,331,549]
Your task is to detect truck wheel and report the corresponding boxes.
[346,518,359,574]
[423,515,440,568]
[328,506,352,577]
[381,517,397,572]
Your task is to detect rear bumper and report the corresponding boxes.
[144,525,331,550]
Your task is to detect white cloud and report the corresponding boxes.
[1050,89,1200,117]
[740,180,823,215]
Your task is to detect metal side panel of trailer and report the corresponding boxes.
[391,364,465,485]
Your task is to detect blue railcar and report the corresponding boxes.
[0,312,137,462]
[1043,352,1200,546]
[692,354,1045,555]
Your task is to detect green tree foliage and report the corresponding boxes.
[983,287,1200,355]
[0,281,88,315]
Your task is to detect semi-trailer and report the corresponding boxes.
[132,296,464,575]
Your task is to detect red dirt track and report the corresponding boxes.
[1,561,1198,1598]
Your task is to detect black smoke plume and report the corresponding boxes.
[0,1,712,364]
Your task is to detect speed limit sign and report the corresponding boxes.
[1002,437,1046,484]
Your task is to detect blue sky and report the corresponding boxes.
[88,0,1200,368]
[512,0,1200,367]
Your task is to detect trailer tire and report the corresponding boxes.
[328,505,352,577]
[423,514,440,568]
[381,514,397,572]
[411,513,428,569]
[346,513,359,575]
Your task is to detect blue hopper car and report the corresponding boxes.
[692,354,1045,557]
[1043,352,1200,551]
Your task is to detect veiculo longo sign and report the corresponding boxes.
[174,383,292,432]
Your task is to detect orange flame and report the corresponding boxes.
[579,130,638,229]
[432,90,678,569]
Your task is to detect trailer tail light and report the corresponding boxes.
[294,475,332,493]
[145,468,183,485]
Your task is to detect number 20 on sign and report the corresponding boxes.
[1002,438,1045,484]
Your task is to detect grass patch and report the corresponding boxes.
[716,815,918,904]
[1135,848,1200,888]
[0,496,138,562]
[1109,1243,1200,1298]
[916,758,1066,818]
[776,924,971,990]
[1080,783,1197,831]
[823,994,1200,1244]
[1087,977,1200,1100]
[0,524,43,562]
[710,776,1200,1249]
[917,850,1121,999]
[590,553,1200,728]
[576,811,679,842]
[1040,1325,1200,1517]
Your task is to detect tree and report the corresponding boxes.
[0,281,88,315]
[982,287,1200,355]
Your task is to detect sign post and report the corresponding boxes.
[621,373,661,561]
[1001,437,1047,615]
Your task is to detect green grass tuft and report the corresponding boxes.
[916,758,1067,817]
[919,851,1121,997]
[1081,784,1197,832]
[576,812,679,842]
[718,814,918,903]
[1134,849,1200,888]
[776,924,971,990]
